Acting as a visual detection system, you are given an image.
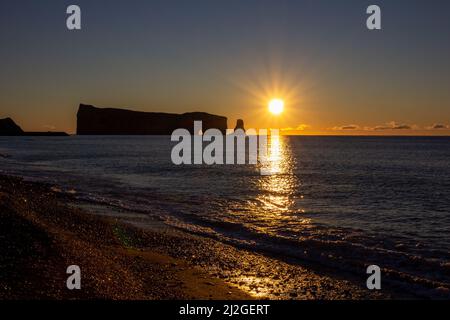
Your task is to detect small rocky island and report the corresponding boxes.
[0,118,68,136]
[77,104,228,135]
[234,119,245,131]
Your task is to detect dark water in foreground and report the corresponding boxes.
[1,136,449,295]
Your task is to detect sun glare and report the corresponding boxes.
[268,99,284,115]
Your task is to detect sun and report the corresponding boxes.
[268,99,284,115]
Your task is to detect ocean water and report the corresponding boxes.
[1,136,450,294]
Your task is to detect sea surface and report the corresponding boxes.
[1,135,449,295]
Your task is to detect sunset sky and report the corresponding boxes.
[1,0,449,135]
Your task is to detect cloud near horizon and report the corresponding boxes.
[331,124,360,130]
[373,121,414,130]
[43,124,56,130]
[283,121,450,132]
[331,121,428,131]
[281,124,310,131]
[330,121,415,131]
[427,124,449,130]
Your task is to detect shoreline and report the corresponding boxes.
[0,174,250,300]
[1,174,396,300]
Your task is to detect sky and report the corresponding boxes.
[1,0,450,135]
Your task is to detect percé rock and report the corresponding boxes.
[0,118,68,136]
[234,119,245,131]
[77,104,228,135]
[0,118,24,136]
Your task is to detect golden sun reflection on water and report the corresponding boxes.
[221,136,314,299]
[257,135,298,215]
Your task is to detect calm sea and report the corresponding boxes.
[1,136,449,294]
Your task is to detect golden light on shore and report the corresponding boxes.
[268,99,284,115]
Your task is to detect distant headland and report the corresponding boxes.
[0,118,69,136]
[1,104,240,136]
[77,104,228,135]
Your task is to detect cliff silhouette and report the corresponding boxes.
[77,104,228,135]
[0,118,68,136]
[0,118,24,136]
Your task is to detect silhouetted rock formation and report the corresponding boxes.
[0,118,24,136]
[234,119,245,132]
[0,118,68,136]
[77,104,228,135]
